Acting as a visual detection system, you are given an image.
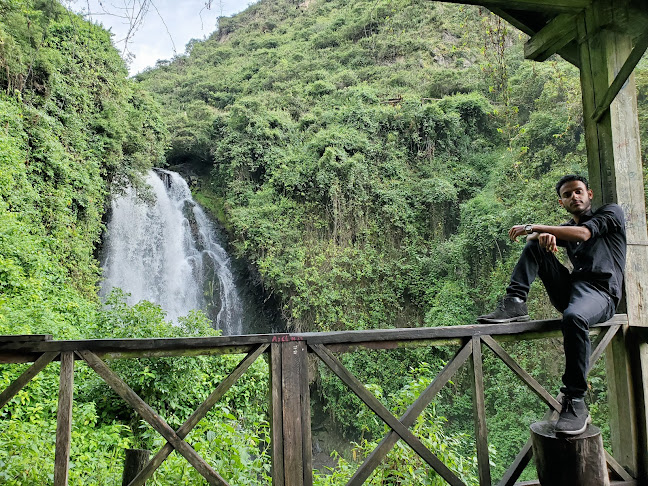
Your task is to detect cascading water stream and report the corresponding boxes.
[100,169,244,335]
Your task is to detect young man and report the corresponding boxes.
[478,174,626,435]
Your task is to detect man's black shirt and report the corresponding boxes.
[558,204,627,304]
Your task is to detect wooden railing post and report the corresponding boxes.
[576,0,648,478]
[54,351,74,486]
[470,336,491,486]
[270,340,312,486]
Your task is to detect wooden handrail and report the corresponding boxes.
[0,314,644,486]
[0,314,630,363]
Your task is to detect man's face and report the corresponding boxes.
[558,180,593,216]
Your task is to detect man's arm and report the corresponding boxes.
[509,224,592,252]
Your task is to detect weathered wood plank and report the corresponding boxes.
[578,2,648,474]
[471,337,492,486]
[54,352,74,486]
[498,441,534,486]
[0,316,628,361]
[631,337,648,479]
[438,0,591,13]
[77,350,228,486]
[300,315,627,346]
[0,351,58,409]
[349,341,473,485]
[606,450,634,482]
[592,30,648,122]
[311,344,466,486]
[281,341,306,486]
[298,342,313,486]
[524,13,578,61]
[96,346,257,360]
[589,324,621,367]
[482,335,561,411]
[270,344,284,486]
[127,344,268,486]
[0,334,52,342]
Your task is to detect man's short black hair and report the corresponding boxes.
[556,174,589,196]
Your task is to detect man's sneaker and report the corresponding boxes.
[477,296,530,323]
[555,396,590,436]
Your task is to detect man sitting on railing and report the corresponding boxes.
[477,174,626,436]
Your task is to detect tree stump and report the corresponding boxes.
[122,448,150,486]
[530,421,609,486]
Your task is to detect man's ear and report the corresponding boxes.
[587,189,594,199]
[558,198,565,208]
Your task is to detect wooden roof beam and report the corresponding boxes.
[441,0,591,13]
[489,7,581,66]
[592,30,648,122]
[524,13,578,62]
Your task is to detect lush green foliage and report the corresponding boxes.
[0,0,166,337]
[2,0,647,483]
[0,3,270,484]
[138,0,648,482]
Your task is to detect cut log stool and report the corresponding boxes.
[530,421,609,486]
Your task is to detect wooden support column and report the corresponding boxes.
[470,336,491,486]
[577,0,648,478]
[54,352,74,486]
[269,341,312,486]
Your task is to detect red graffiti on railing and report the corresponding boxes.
[271,335,304,343]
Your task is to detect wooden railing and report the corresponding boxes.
[1,314,646,486]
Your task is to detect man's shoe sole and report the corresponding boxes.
[476,315,531,324]
[555,415,592,436]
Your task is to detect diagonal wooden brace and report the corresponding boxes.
[592,30,648,122]
[481,335,561,411]
[310,343,466,486]
[76,350,228,486]
[0,351,59,409]
[126,344,268,486]
[349,340,473,485]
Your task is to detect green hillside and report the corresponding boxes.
[136,3,648,479]
[137,0,647,333]
[0,0,646,483]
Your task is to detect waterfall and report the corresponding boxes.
[100,169,244,335]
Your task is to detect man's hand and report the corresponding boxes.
[508,225,529,242]
[537,233,558,253]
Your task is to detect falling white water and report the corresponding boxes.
[101,169,243,335]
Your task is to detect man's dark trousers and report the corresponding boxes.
[506,240,616,398]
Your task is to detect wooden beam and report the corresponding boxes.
[270,344,284,486]
[631,338,648,478]
[127,344,268,486]
[281,341,309,486]
[471,337,492,486]
[54,352,74,486]
[592,30,648,122]
[0,352,58,409]
[439,0,591,13]
[311,343,467,486]
[481,335,561,411]
[349,341,473,485]
[525,13,578,61]
[577,0,648,477]
[0,335,52,342]
[77,350,228,486]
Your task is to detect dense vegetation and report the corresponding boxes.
[0,1,271,483]
[1,0,646,483]
[137,0,648,481]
